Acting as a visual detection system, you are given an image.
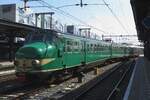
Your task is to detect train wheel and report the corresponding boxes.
[48,75,55,83]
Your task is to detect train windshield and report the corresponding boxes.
[25,34,54,44]
[45,34,54,43]
[25,34,45,43]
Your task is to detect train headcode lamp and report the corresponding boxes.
[142,16,150,29]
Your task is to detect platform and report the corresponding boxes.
[0,61,13,66]
[123,56,150,100]
[0,61,14,71]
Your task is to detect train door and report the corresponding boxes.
[57,36,65,68]
[110,43,112,58]
[124,47,127,56]
[62,39,70,69]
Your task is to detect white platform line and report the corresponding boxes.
[0,70,15,76]
[123,59,138,100]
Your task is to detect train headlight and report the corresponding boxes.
[14,60,19,66]
[32,60,40,66]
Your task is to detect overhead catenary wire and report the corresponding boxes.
[102,0,129,34]
[117,0,133,35]
[56,3,109,9]
[37,0,108,34]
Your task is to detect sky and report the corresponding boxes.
[0,0,139,44]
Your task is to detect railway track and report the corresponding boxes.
[3,83,47,100]
[0,74,80,100]
[23,61,128,99]
[0,59,123,99]
[73,60,135,100]
[0,58,135,100]
[0,63,14,72]
[0,63,15,82]
[0,69,16,82]
[106,61,135,100]
[0,73,16,82]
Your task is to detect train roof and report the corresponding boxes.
[128,45,144,49]
[58,32,111,45]
[56,31,137,48]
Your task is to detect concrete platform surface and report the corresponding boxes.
[123,57,150,100]
[0,61,13,66]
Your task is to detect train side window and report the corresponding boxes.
[97,44,98,51]
[87,44,89,52]
[79,42,82,51]
[67,46,71,52]
[74,41,77,52]
[89,44,91,52]
[64,45,66,52]
[99,45,102,51]
[95,44,96,51]
[74,41,78,52]
[96,44,98,52]
[66,40,72,52]
[101,45,103,51]
[90,44,93,52]
[99,45,101,51]
[97,44,99,51]
[103,45,105,50]
[77,42,80,51]
[75,41,78,46]
[103,45,105,51]
[72,41,75,52]
[64,40,67,52]
[104,45,107,51]
[94,44,96,52]
[67,41,72,45]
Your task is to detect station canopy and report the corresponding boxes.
[131,0,150,42]
[0,18,52,37]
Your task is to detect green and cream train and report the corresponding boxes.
[14,29,139,80]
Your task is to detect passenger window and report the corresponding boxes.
[94,44,96,51]
[67,46,71,52]
[91,44,93,52]
[46,35,54,43]
[74,41,78,52]
[87,44,89,51]
[67,41,72,45]
[66,40,72,52]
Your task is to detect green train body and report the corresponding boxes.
[14,30,137,79]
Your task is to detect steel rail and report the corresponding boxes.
[106,60,135,100]
[74,61,128,100]
[0,65,14,71]
[0,58,134,99]
[0,73,16,82]
[2,60,121,99]
[11,85,46,100]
